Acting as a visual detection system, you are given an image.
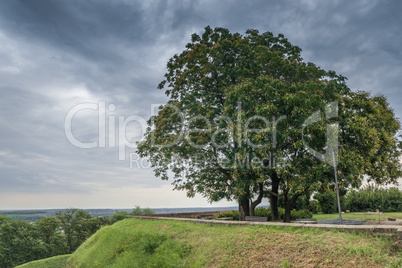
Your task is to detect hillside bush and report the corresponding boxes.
[344,186,402,212]
[254,207,272,219]
[290,209,313,220]
[109,211,130,224]
[130,206,155,216]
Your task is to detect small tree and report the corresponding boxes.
[130,206,155,215]
[56,208,92,253]
[0,217,48,268]
[36,217,61,244]
[36,217,65,256]
[109,211,130,224]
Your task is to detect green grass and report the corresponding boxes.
[18,218,402,267]
[15,255,71,268]
[313,212,402,222]
[64,218,401,268]
[68,224,189,267]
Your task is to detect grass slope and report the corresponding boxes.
[64,218,401,268]
[15,255,71,268]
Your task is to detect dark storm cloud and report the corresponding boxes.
[0,0,401,208]
[0,0,144,60]
[0,0,205,62]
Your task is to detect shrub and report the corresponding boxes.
[217,208,312,221]
[290,209,313,220]
[217,211,239,221]
[217,208,273,221]
[130,206,155,215]
[109,211,130,224]
[308,200,320,214]
[314,192,337,214]
[254,207,271,219]
[254,207,289,221]
[344,186,402,212]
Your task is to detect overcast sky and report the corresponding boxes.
[0,0,401,209]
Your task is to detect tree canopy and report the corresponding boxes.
[137,26,401,221]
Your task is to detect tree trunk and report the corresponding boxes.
[283,190,290,223]
[250,183,264,216]
[239,198,250,221]
[283,207,292,223]
[270,172,280,221]
[283,193,302,223]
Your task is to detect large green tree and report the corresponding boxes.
[0,216,48,268]
[137,26,401,221]
[36,217,66,255]
[56,208,94,253]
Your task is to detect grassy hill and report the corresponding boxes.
[18,218,402,267]
[16,255,71,268]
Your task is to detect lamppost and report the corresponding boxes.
[331,145,343,224]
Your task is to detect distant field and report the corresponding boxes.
[0,210,48,215]
[0,210,52,221]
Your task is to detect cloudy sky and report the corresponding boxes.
[0,0,401,209]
